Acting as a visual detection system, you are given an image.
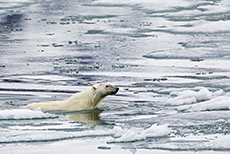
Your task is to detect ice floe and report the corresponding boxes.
[0,109,57,120]
[165,88,212,106]
[111,124,170,142]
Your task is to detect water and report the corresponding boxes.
[1,0,230,153]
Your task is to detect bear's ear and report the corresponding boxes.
[92,86,96,91]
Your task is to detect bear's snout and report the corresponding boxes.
[113,87,119,95]
[110,87,119,95]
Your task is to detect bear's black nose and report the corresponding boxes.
[116,88,119,93]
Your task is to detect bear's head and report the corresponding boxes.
[92,83,119,96]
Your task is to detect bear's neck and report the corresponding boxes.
[81,88,106,109]
[92,93,106,108]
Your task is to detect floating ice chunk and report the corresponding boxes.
[0,126,116,143]
[188,96,230,112]
[176,90,230,112]
[0,109,57,120]
[165,88,212,105]
[149,134,230,151]
[112,124,170,142]
[213,89,225,97]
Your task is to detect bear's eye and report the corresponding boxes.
[106,85,109,88]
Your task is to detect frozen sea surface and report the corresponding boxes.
[1,0,230,153]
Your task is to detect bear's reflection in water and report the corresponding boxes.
[46,109,110,127]
[67,109,109,127]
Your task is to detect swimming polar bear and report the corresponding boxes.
[26,83,119,111]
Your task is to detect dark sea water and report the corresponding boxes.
[1,0,230,153]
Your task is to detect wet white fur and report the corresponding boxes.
[26,83,118,111]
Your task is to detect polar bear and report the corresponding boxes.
[26,83,119,111]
